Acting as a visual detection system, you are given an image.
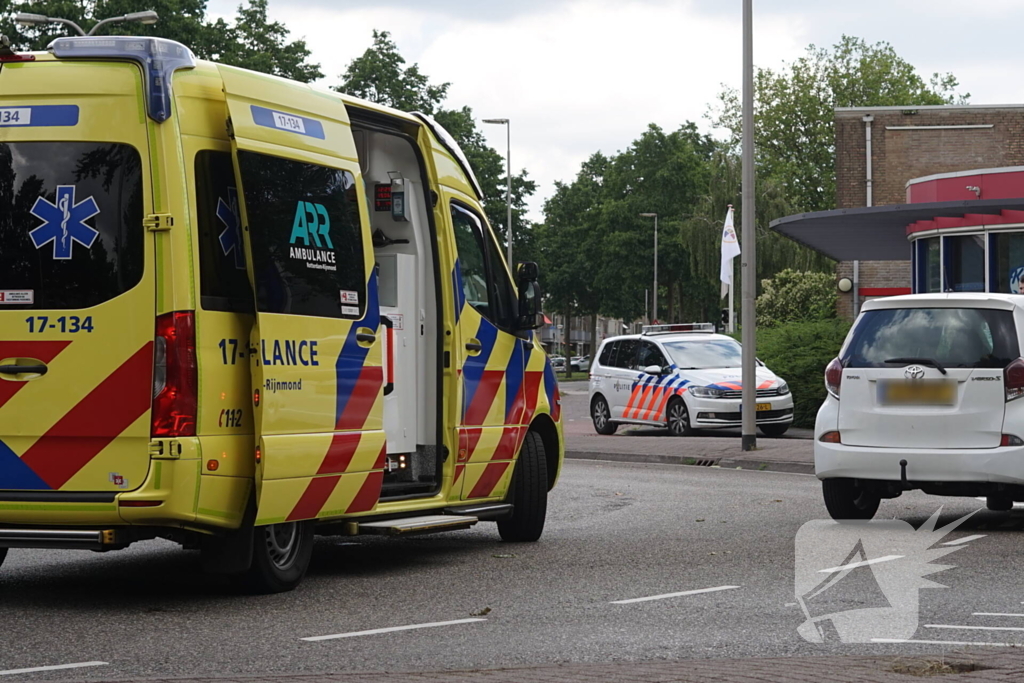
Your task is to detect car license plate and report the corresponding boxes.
[878,380,956,406]
[756,403,771,411]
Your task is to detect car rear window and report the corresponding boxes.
[0,142,143,309]
[843,307,1019,369]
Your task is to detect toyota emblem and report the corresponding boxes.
[905,365,926,380]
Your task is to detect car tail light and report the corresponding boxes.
[825,357,843,399]
[1005,358,1024,402]
[152,311,197,437]
[820,431,841,443]
[1001,434,1024,447]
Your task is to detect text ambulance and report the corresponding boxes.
[0,36,563,592]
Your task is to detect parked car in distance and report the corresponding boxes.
[816,293,1024,520]
[571,356,590,372]
[589,323,793,437]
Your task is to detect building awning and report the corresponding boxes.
[769,198,1024,261]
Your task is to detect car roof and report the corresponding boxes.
[862,292,1024,311]
[599,333,734,346]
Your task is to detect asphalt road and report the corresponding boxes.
[3,461,1024,681]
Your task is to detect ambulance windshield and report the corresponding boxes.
[0,142,144,309]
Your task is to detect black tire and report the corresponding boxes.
[0,548,7,571]
[759,423,790,438]
[666,397,693,436]
[987,495,1013,512]
[591,395,617,435]
[822,479,880,521]
[498,431,548,542]
[244,520,314,594]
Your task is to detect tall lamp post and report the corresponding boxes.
[640,213,658,323]
[15,10,159,36]
[482,118,512,265]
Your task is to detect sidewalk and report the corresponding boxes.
[52,649,1024,682]
[564,431,816,475]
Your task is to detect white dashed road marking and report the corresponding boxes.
[0,662,108,677]
[974,613,1024,617]
[941,534,987,546]
[302,618,486,641]
[872,638,1016,647]
[925,624,1024,632]
[611,585,740,605]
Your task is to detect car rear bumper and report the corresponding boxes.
[816,441,1024,484]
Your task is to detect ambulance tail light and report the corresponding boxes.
[152,311,197,437]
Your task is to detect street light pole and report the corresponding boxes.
[483,118,512,265]
[640,213,658,323]
[741,0,757,452]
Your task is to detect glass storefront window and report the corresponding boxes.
[915,237,941,293]
[991,232,1024,294]
[943,235,985,292]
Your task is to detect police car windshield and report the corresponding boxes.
[662,338,743,369]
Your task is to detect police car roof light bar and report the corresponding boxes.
[641,323,715,335]
[50,36,194,123]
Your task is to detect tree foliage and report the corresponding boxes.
[756,269,837,327]
[0,0,322,82]
[337,30,536,259]
[709,35,968,213]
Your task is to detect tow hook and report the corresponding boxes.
[899,459,911,491]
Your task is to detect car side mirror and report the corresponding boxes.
[643,365,663,376]
[516,261,543,330]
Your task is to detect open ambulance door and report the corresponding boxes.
[218,67,387,526]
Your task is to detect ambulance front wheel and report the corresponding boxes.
[245,520,315,593]
[498,430,548,543]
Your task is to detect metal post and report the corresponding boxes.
[741,0,757,452]
[505,121,512,266]
[653,214,658,323]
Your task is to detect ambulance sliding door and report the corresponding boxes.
[218,66,387,525]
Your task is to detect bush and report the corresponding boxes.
[756,319,851,428]
[757,269,837,327]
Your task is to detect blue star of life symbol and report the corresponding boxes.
[216,187,245,269]
[29,185,101,260]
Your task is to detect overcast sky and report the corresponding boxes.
[207,0,1024,220]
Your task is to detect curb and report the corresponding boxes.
[565,450,815,475]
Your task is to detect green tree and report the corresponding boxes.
[337,30,536,260]
[709,35,967,213]
[0,0,322,82]
[756,269,837,327]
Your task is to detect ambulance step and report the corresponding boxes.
[444,503,513,520]
[356,515,478,536]
[0,528,113,550]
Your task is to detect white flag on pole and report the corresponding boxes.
[720,206,741,298]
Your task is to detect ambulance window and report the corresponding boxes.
[0,142,143,309]
[195,151,252,312]
[450,202,516,329]
[236,151,365,319]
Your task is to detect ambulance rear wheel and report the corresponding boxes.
[245,520,314,594]
[498,431,548,543]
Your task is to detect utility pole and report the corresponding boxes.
[741,0,757,452]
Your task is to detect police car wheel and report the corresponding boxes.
[759,423,790,438]
[822,479,879,521]
[498,431,548,543]
[591,395,617,435]
[245,520,314,593]
[667,398,692,436]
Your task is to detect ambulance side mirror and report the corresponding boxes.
[515,261,543,330]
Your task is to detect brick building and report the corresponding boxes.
[775,104,1024,318]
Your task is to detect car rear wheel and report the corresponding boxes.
[822,479,880,521]
[498,431,548,542]
[591,395,617,435]
[244,520,314,594]
[759,423,790,438]
[667,397,693,436]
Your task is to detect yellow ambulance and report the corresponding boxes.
[0,35,563,592]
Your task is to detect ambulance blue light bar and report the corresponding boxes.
[641,323,716,335]
[49,36,195,123]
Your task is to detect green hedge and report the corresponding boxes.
[755,320,852,428]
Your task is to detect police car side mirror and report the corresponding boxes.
[516,261,543,330]
[643,365,663,376]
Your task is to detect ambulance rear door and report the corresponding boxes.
[0,59,156,496]
[218,66,387,525]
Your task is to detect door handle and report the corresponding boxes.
[465,340,483,353]
[0,364,48,376]
[356,332,376,344]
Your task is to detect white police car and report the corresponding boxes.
[589,324,794,437]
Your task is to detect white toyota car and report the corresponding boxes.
[816,293,1024,520]
[589,324,794,437]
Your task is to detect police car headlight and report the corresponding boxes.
[776,381,790,396]
[689,386,724,398]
